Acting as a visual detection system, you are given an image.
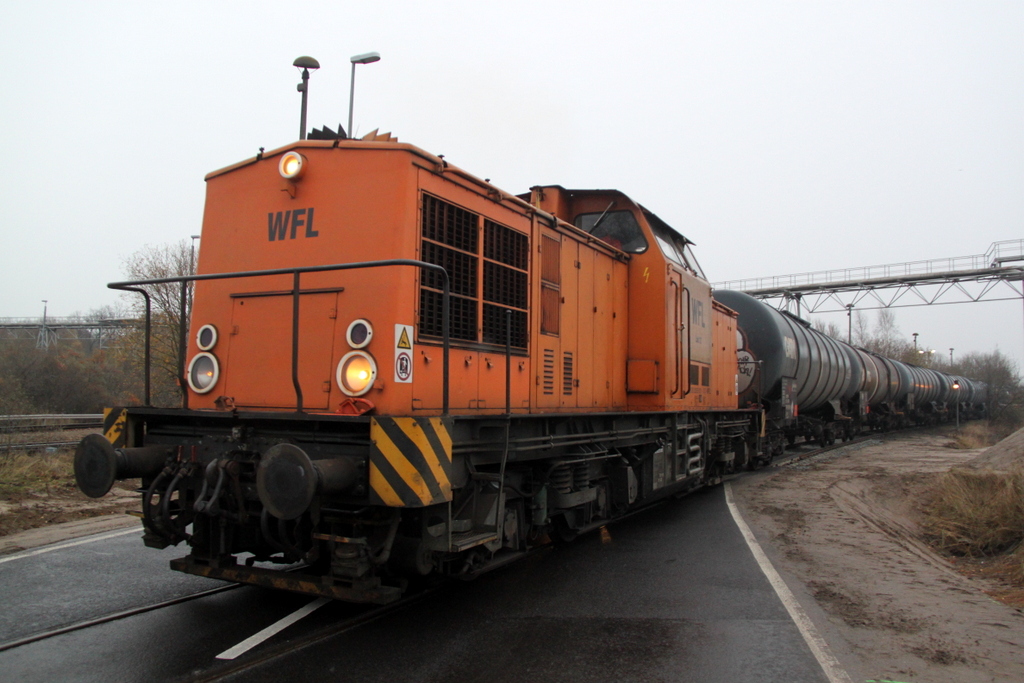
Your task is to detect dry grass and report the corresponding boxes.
[0,448,78,499]
[923,468,1024,558]
[948,421,1014,450]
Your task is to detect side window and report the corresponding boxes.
[646,209,705,280]
[574,211,648,254]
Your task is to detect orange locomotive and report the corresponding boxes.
[74,134,760,603]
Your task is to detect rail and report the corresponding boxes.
[108,259,451,415]
[714,239,1024,293]
[0,414,103,433]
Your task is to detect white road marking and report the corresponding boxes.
[724,482,853,683]
[0,527,141,565]
[216,597,331,660]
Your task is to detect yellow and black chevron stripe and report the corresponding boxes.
[103,407,128,448]
[369,417,453,507]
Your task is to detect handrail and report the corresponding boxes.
[108,259,451,415]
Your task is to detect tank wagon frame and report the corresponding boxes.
[715,289,986,455]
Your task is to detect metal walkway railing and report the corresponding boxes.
[714,239,1024,295]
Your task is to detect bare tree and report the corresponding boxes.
[852,310,871,346]
[121,240,196,406]
[953,350,1023,426]
[811,318,845,341]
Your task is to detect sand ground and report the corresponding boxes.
[731,429,1024,683]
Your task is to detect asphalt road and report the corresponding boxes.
[0,486,830,683]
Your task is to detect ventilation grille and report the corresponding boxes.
[419,194,529,350]
[483,262,527,309]
[419,289,477,342]
[563,352,574,395]
[421,241,476,297]
[485,220,528,270]
[482,305,528,348]
[423,194,477,253]
[543,349,555,395]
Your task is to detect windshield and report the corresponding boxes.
[574,210,648,254]
[643,209,705,279]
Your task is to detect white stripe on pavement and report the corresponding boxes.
[0,527,141,565]
[216,597,331,660]
[724,482,853,683]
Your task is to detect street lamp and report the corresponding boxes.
[293,56,321,141]
[951,381,960,430]
[949,348,954,365]
[912,332,918,351]
[845,303,854,343]
[348,52,381,140]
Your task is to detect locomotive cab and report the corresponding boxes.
[527,185,738,413]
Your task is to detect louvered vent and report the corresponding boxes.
[563,351,574,395]
[543,349,555,395]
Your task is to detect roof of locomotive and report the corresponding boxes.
[203,138,441,181]
[521,185,694,245]
[202,140,693,252]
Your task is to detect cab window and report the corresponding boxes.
[645,210,705,279]
[574,211,648,254]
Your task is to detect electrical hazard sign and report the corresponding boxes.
[394,324,414,383]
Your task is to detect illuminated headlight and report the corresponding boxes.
[196,324,218,351]
[278,151,306,180]
[337,351,377,396]
[187,353,220,394]
[346,319,373,349]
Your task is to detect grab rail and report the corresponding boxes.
[108,259,451,415]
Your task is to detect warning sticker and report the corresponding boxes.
[395,324,414,383]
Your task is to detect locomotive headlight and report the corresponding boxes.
[337,351,377,396]
[278,151,306,180]
[346,319,373,349]
[187,353,220,394]
[196,324,218,351]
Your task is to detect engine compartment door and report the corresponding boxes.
[224,291,339,409]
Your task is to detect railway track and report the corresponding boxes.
[0,567,438,680]
[0,440,81,451]
[774,435,877,468]
[0,583,242,653]
[0,414,103,433]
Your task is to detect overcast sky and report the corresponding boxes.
[2,1,1022,370]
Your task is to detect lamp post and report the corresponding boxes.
[348,52,381,140]
[949,348,954,365]
[293,56,321,141]
[912,332,918,351]
[845,303,854,343]
[952,381,960,430]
